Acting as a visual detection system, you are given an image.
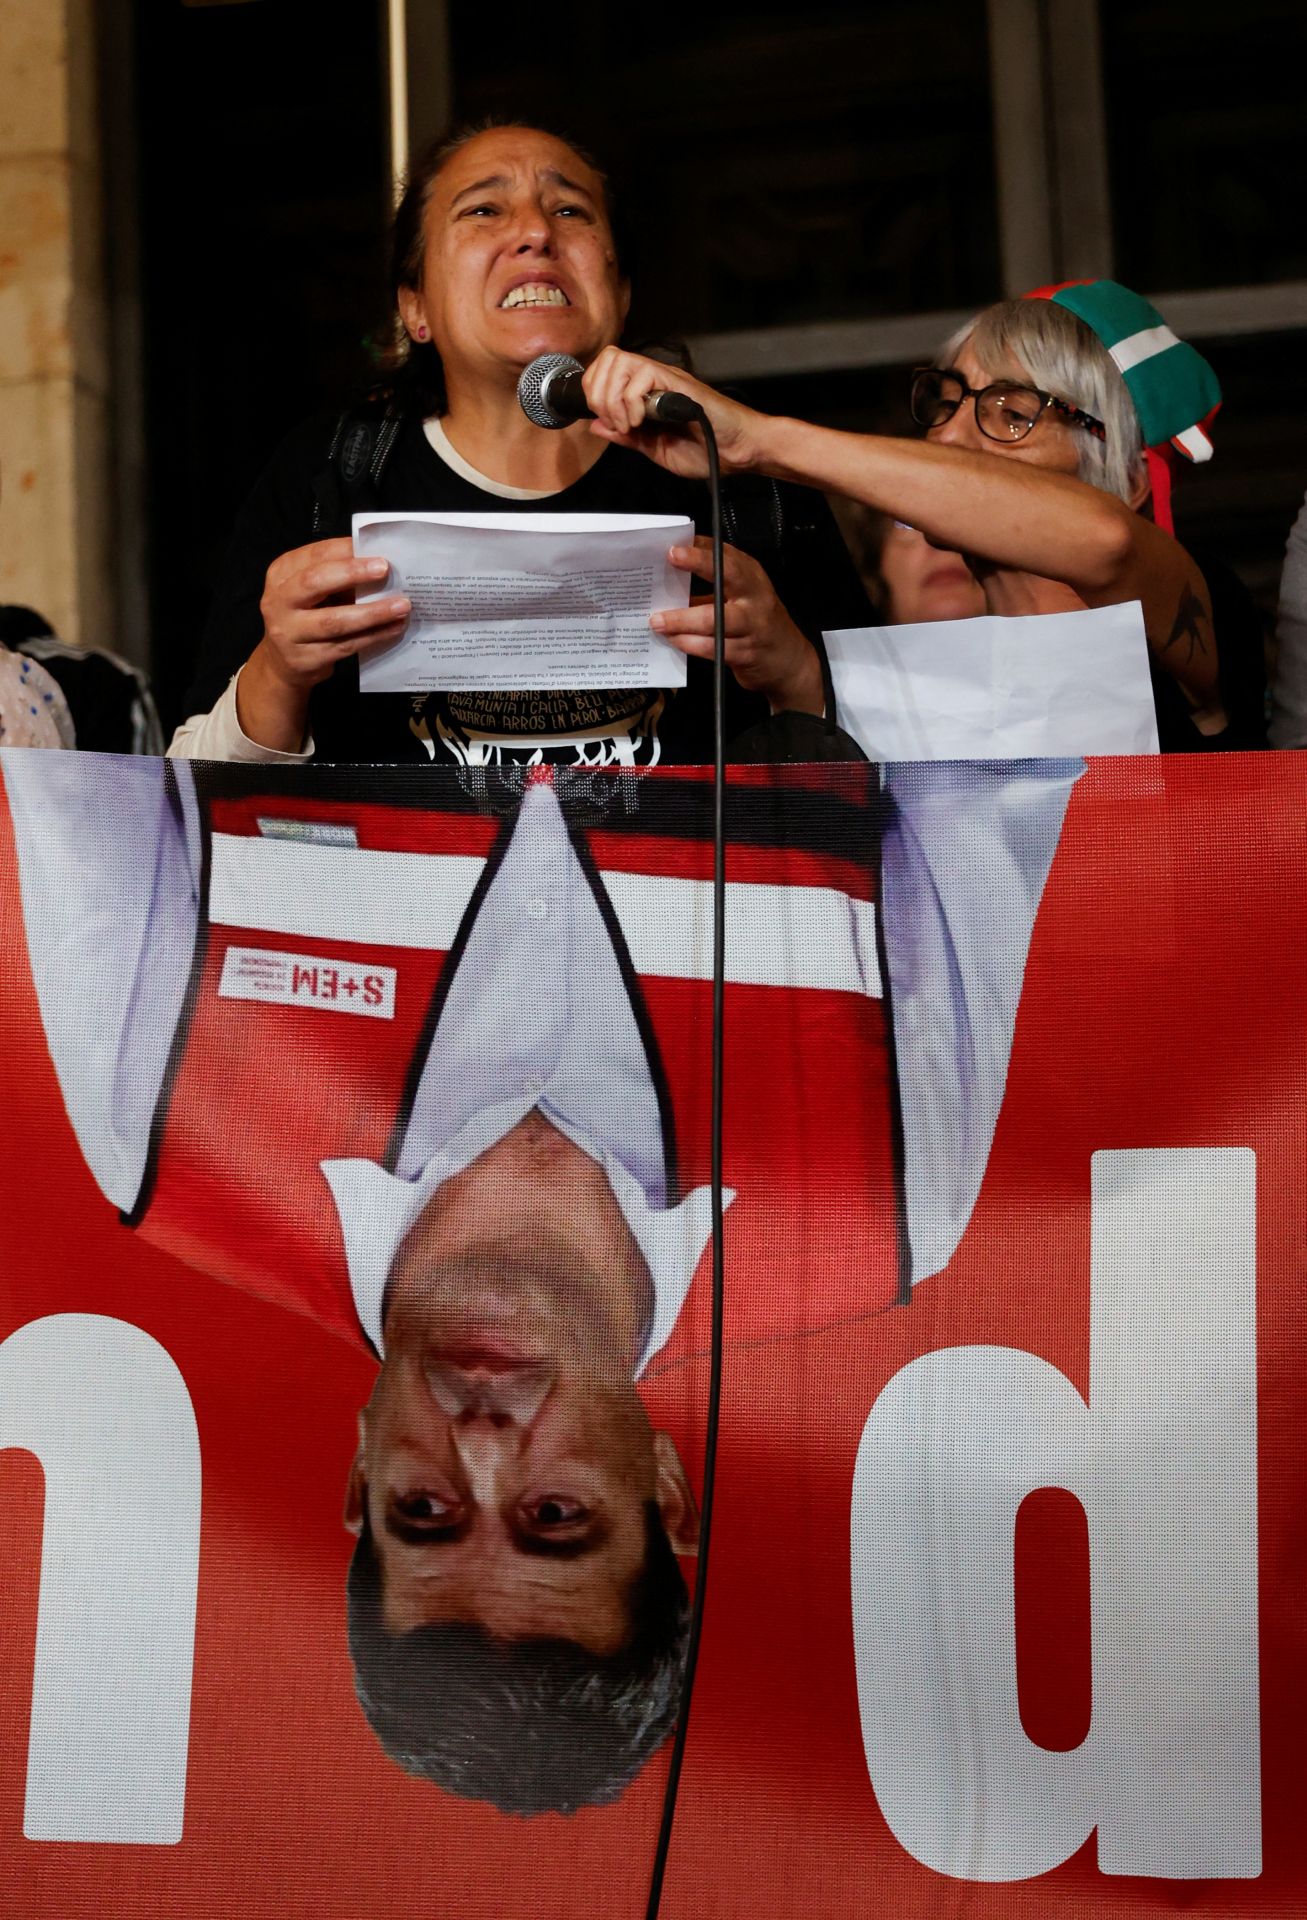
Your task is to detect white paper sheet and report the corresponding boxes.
[824,601,1160,759]
[353,511,693,694]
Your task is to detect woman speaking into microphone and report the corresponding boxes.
[172,122,870,767]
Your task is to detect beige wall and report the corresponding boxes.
[0,0,115,652]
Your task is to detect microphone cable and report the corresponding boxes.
[643,411,727,1920]
[513,349,726,1913]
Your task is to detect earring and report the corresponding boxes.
[416,325,428,340]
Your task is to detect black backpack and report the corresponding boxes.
[309,402,823,570]
[306,402,860,751]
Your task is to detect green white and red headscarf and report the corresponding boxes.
[1023,279,1222,531]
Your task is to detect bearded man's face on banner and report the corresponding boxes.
[340,1109,701,1813]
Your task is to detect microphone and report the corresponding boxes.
[517,353,705,431]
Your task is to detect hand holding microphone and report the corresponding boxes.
[516,346,763,482]
[518,351,705,430]
[516,350,820,714]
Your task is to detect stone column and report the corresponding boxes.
[0,0,117,654]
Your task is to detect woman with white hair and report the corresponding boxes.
[580,280,1266,751]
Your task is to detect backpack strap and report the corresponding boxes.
[310,406,405,538]
[719,471,789,567]
[719,472,839,718]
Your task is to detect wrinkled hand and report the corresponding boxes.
[653,537,824,715]
[254,537,411,691]
[581,347,764,481]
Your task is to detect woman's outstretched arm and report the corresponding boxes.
[582,347,1219,711]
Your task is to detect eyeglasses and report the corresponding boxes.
[910,366,1106,444]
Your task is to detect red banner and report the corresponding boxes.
[0,753,1298,1917]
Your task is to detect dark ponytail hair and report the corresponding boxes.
[367,120,629,418]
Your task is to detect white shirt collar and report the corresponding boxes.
[423,417,558,501]
[322,781,731,1370]
[322,1101,726,1373]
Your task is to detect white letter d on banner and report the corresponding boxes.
[851,1148,1260,1882]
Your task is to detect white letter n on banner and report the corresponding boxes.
[0,1313,200,1844]
[851,1148,1260,1882]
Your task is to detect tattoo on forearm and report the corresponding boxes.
[1162,584,1211,663]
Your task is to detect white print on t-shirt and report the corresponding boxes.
[415,696,667,767]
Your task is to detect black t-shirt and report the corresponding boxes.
[187,413,873,766]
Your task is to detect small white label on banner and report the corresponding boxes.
[256,816,359,848]
[217,945,396,1019]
